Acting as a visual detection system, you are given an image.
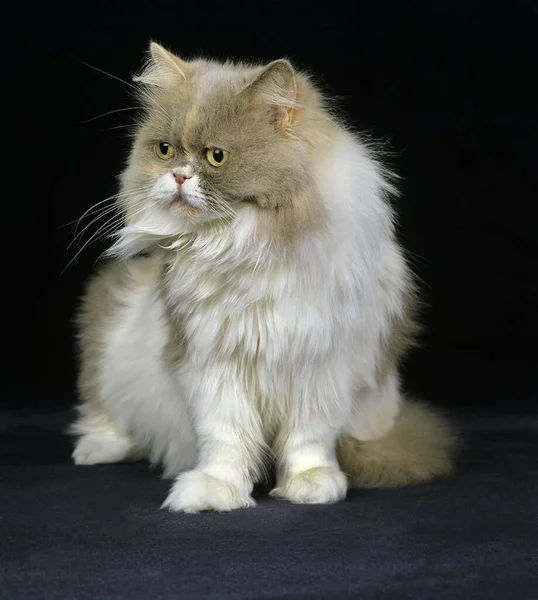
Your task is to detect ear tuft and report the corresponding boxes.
[243,59,298,131]
[133,41,188,86]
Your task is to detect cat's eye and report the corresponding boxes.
[205,148,229,167]
[155,142,175,160]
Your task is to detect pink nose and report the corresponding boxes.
[175,173,192,185]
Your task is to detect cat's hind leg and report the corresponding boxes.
[337,368,458,487]
[70,408,144,466]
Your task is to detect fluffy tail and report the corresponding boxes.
[337,400,459,488]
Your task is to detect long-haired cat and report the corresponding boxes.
[70,42,457,512]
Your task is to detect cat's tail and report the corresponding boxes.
[337,400,459,488]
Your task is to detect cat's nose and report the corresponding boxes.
[174,172,192,186]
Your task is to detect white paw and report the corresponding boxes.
[162,470,255,513]
[271,466,348,504]
[72,432,136,465]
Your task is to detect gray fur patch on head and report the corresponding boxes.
[120,43,336,242]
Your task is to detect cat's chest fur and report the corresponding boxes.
[160,245,340,370]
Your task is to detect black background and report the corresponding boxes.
[15,0,538,410]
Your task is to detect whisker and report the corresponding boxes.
[63,201,151,273]
[64,184,154,236]
[209,206,235,224]
[79,60,172,124]
[71,210,125,257]
[207,200,236,221]
[67,189,155,256]
[100,124,138,134]
[73,188,151,233]
[80,107,142,124]
[61,197,117,230]
[62,187,148,229]
[79,61,137,91]
[69,205,122,252]
[136,87,173,124]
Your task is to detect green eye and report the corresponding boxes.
[155,142,175,160]
[206,147,229,167]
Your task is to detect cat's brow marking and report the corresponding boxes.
[182,105,200,153]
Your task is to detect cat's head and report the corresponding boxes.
[115,43,333,253]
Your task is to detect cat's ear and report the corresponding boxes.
[242,60,298,132]
[133,42,188,86]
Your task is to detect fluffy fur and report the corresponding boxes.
[70,42,457,512]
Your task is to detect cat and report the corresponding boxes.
[70,42,457,513]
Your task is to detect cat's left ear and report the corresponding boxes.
[133,42,189,86]
[242,60,298,132]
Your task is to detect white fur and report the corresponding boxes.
[89,263,198,477]
[76,129,410,512]
[73,429,137,465]
[172,165,194,178]
[180,175,206,208]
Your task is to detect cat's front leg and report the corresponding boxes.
[271,417,348,505]
[162,365,265,513]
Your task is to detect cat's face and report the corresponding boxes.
[121,43,323,237]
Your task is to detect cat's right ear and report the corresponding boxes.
[133,42,189,86]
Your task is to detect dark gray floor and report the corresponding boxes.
[1,409,537,599]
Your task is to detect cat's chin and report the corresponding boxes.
[161,194,205,223]
[170,198,199,219]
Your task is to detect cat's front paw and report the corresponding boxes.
[162,470,255,513]
[271,466,348,504]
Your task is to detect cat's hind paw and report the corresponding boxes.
[162,470,255,513]
[72,431,139,466]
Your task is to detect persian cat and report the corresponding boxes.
[70,42,457,512]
